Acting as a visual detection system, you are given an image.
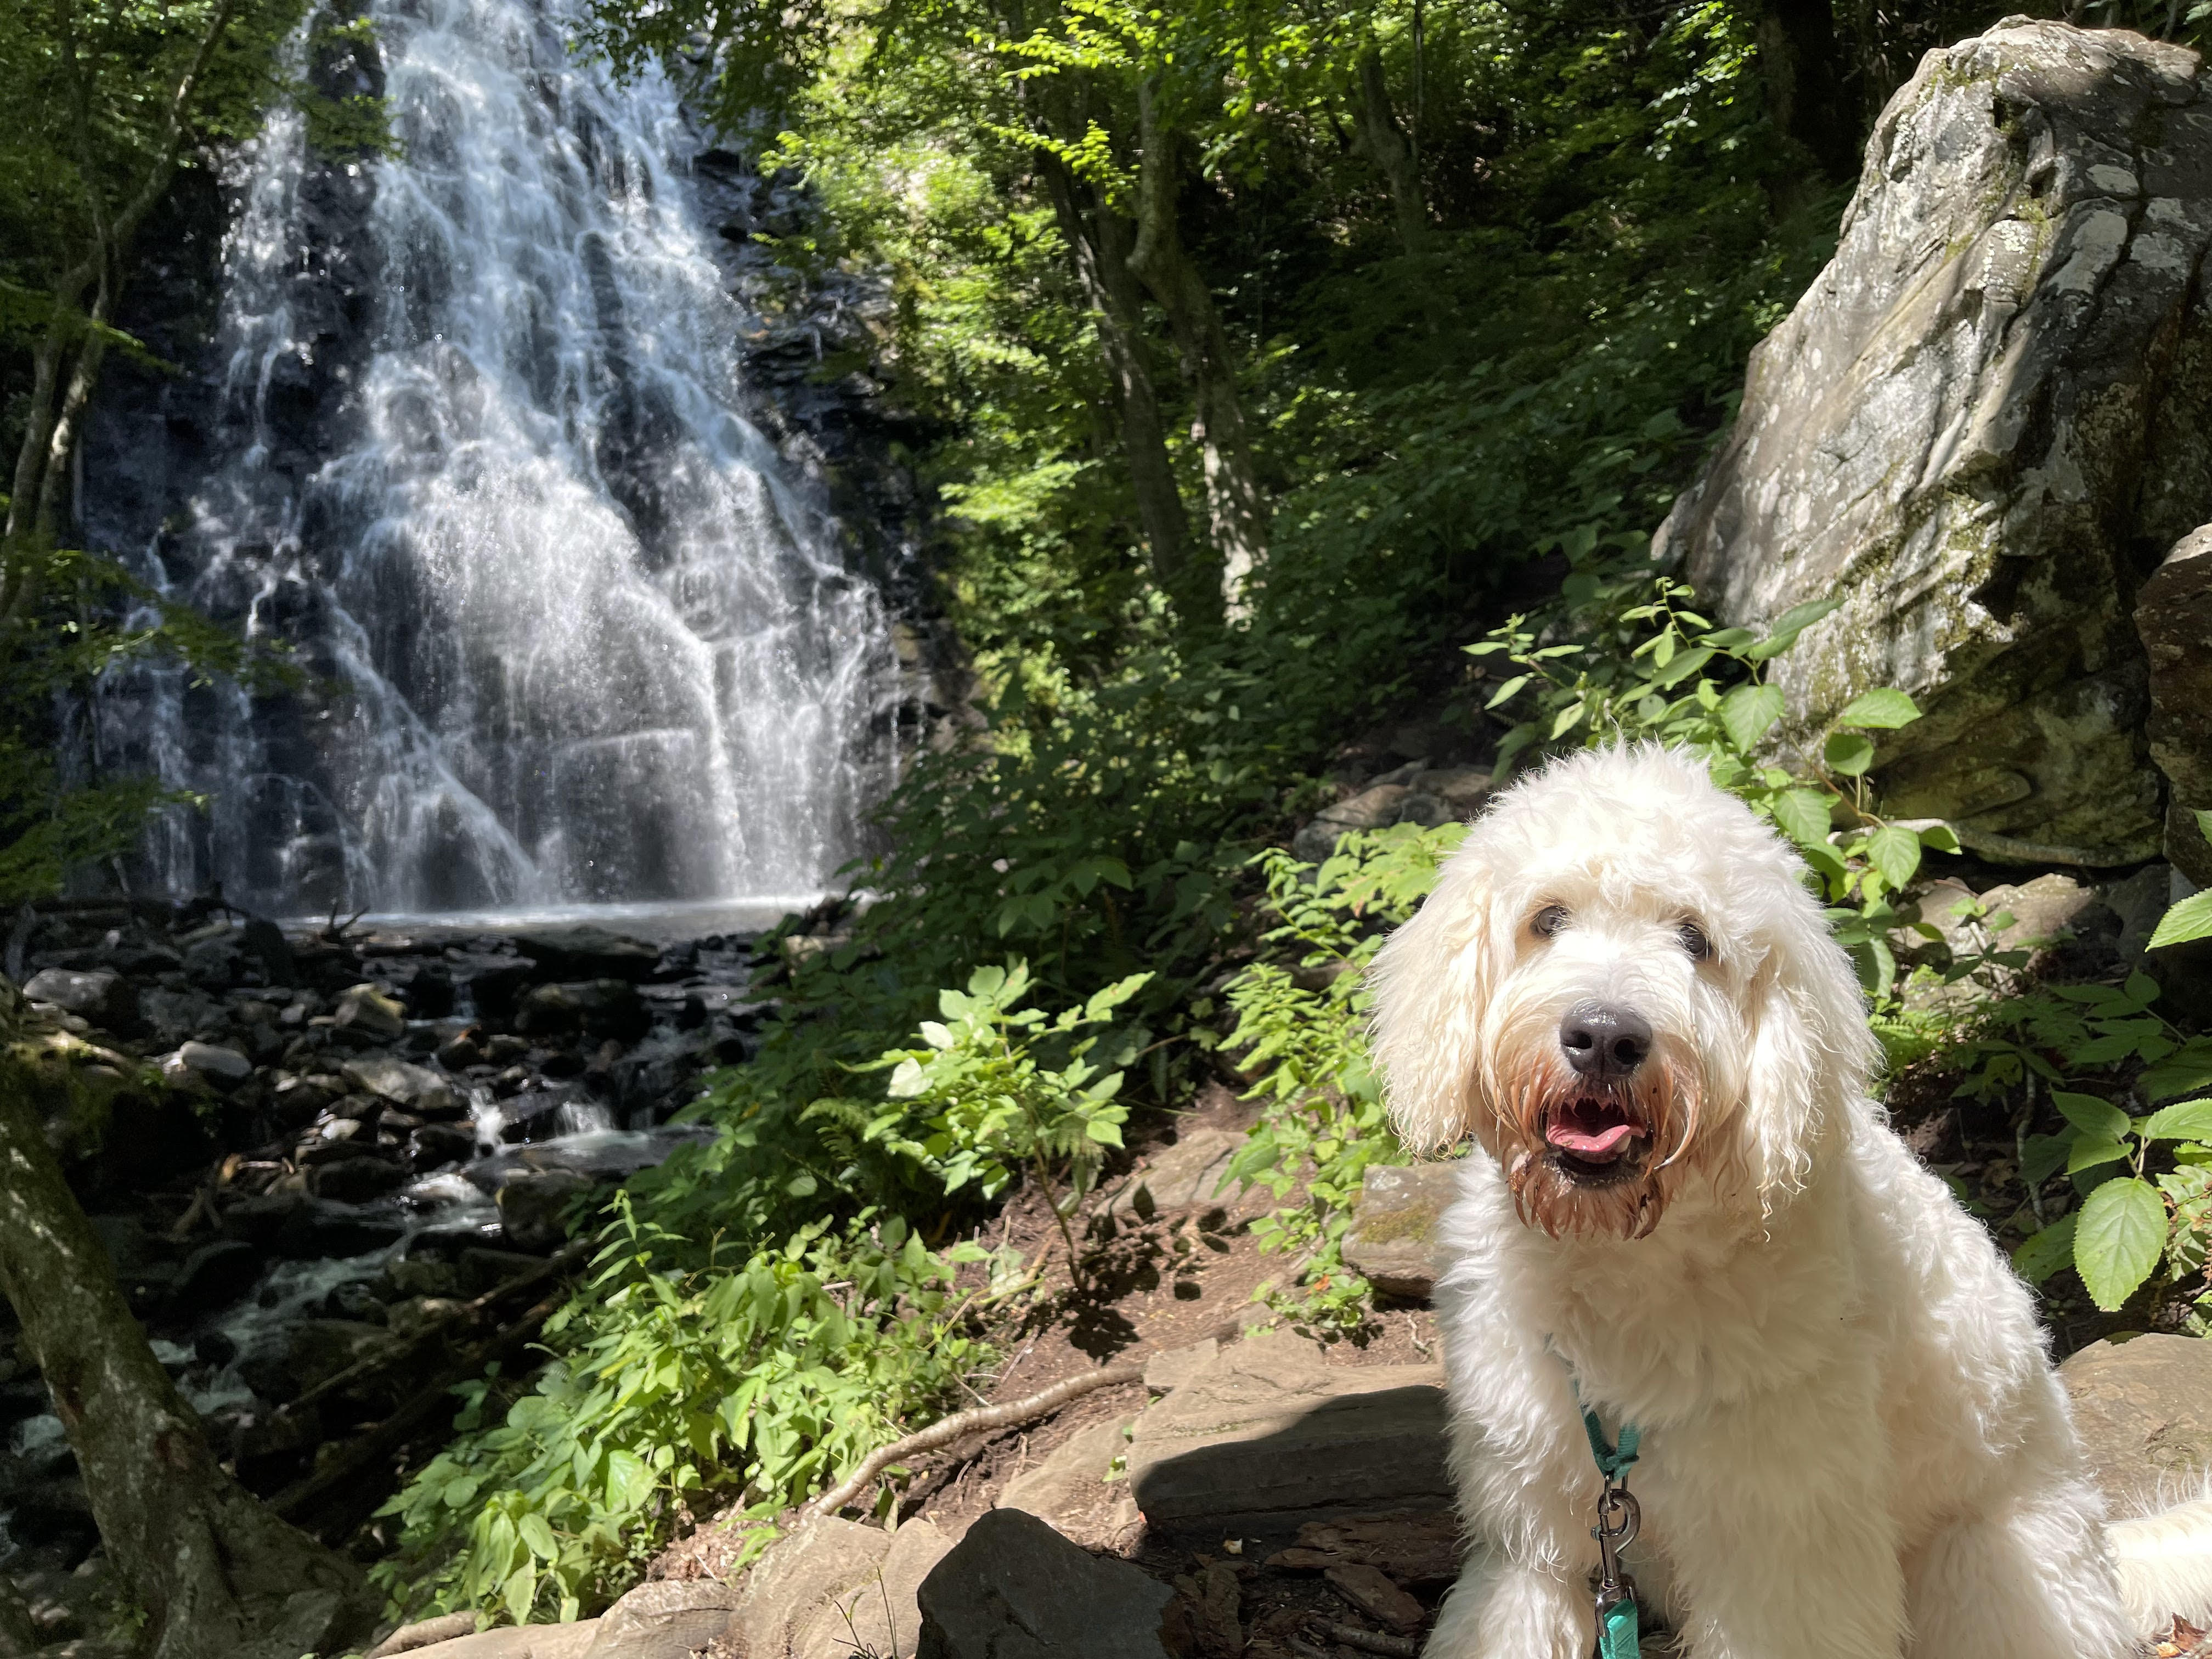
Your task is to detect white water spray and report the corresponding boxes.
[114,0,896,914]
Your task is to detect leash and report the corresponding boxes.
[1579,1400,1643,1659]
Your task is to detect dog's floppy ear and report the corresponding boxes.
[1368,844,1496,1154]
[1736,897,1879,1207]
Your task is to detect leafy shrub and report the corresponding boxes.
[371,1210,989,1623]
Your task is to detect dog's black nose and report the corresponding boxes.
[1559,1002,1652,1079]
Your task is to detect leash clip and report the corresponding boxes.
[1591,1481,1640,1656]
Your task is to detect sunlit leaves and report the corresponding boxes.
[2074,1177,2168,1312]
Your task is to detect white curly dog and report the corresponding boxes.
[1368,746,2212,1659]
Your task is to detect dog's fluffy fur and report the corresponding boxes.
[1368,746,2212,1658]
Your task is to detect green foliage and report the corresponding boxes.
[1220,822,1465,1331]
[371,1209,990,1624]
[1469,572,1955,996]
[861,961,1152,1284]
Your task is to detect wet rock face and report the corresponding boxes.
[2137,524,2212,883]
[1656,21,2212,865]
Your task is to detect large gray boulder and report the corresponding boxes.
[2138,525,2212,883]
[2061,1334,2212,1509]
[915,1508,1174,1659]
[1656,21,2212,865]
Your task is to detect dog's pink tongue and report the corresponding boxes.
[1546,1107,1640,1160]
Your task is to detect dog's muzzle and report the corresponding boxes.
[1542,1094,1650,1186]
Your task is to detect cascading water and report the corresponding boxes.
[105,0,897,916]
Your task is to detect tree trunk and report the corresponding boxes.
[1037,153,1222,631]
[1127,81,1268,618]
[1753,0,1859,186]
[1351,49,1427,257]
[0,1058,375,1659]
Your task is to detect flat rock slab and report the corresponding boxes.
[582,1578,739,1659]
[1341,1164,1460,1299]
[1127,1333,1451,1532]
[916,1508,1173,1659]
[2062,1334,2212,1508]
[400,1623,600,1659]
[792,1517,956,1659]
[996,1415,1141,1551]
[727,1515,893,1657]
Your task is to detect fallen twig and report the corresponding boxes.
[1308,1619,1420,1657]
[805,1360,1143,1519]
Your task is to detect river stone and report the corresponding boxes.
[388,1624,601,1659]
[515,980,647,1042]
[2138,524,2212,884]
[1655,20,2212,866]
[345,1054,459,1113]
[1126,1333,1451,1531]
[915,1507,1174,1659]
[726,1515,894,1656]
[22,967,138,1030]
[1341,1163,1460,1300]
[512,926,660,983]
[580,1578,739,1659]
[335,983,409,1041]
[995,1417,1141,1550]
[309,1154,410,1203]
[172,1040,253,1085]
[2061,1334,2212,1509]
[1143,1339,1219,1393]
[497,1167,596,1252]
[792,1517,957,1659]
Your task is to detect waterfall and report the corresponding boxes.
[105,0,896,916]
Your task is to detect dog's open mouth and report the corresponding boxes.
[1543,1097,1647,1182]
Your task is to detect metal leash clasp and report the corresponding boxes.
[1592,1477,1640,1624]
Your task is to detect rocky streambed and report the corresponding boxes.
[1,901,789,1571]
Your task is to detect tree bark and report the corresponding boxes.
[1351,49,1427,257]
[1127,80,1268,618]
[0,1055,375,1659]
[1753,0,1859,185]
[1037,152,1222,631]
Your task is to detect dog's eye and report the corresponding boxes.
[1532,905,1568,939]
[1678,921,1711,961]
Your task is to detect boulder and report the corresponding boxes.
[168,1040,253,1086]
[1656,21,2212,866]
[1102,1128,1247,1224]
[2061,1334,2212,1508]
[995,1417,1141,1550]
[345,1054,462,1115]
[512,926,660,984]
[1341,1163,1461,1300]
[22,968,138,1031]
[915,1508,1175,1659]
[335,983,409,1041]
[1143,1339,1220,1393]
[2138,524,2212,884]
[386,1624,600,1659]
[169,1239,262,1314]
[580,1578,740,1659]
[725,1516,893,1655]
[515,980,648,1043]
[1126,1333,1451,1531]
[497,1167,596,1252]
[309,1155,411,1203]
[792,1517,957,1658]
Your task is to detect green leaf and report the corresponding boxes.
[2019,1133,2070,1188]
[2148,889,2212,951]
[1916,823,1961,854]
[887,1058,926,1098]
[1770,788,1832,848]
[2012,1213,2077,1284]
[1485,674,1530,709]
[2073,1176,2167,1312]
[1549,700,1588,740]
[1743,598,1841,662]
[519,1513,557,1560]
[2142,1099,2212,1143]
[2142,1041,2212,1103]
[1824,731,1876,776]
[2051,1091,2132,1142]
[2066,1136,2129,1176]
[1836,689,1922,729]
[1645,646,1714,690]
[1864,826,1921,890]
[1718,682,1785,753]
